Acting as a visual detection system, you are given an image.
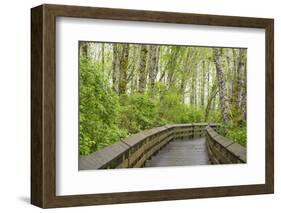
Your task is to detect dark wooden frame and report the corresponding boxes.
[31,4,274,208]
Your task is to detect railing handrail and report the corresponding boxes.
[79,123,218,170]
[206,126,246,163]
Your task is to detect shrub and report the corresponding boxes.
[218,122,247,147]
[119,93,158,134]
[79,58,123,155]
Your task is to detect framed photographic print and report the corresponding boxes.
[31,4,274,208]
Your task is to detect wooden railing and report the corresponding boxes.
[206,126,246,164]
[79,123,218,170]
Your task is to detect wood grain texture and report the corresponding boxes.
[265,20,274,193]
[31,5,43,207]
[31,4,274,208]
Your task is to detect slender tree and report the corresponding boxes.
[112,44,119,93]
[129,46,139,94]
[232,48,239,104]
[119,44,130,94]
[238,49,247,121]
[200,60,206,107]
[226,48,233,99]
[190,62,198,106]
[213,48,230,124]
[167,47,180,87]
[147,45,159,96]
[138,45,148,93]
[179,48,192,103]
[205,82,218,121]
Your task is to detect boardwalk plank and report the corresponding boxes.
[145,138,209,167]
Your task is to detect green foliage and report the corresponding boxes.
[158,87,184,123]
[119,94,158,134]
[207,110,221,123]
[158,88,208,124]
[218,122,247,147]
[184,107,205,123]
[118,88,215,138]
[79,57,123,155]
[228,104,245,125]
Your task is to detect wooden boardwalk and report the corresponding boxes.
[145,137,210,167]
[79,124,246,170]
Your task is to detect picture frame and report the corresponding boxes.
[31,4,274,208]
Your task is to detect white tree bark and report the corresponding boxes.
[213,48,230,124]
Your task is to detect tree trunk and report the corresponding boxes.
[118,44,129,94]
[232,49,238,103]
[147,45,159,96]
[226,49,233,99]
[190,71,195,106]
[213,48,230,124]
[204,83,218,121]
[180,48,193,104]
[138,45,148,93]
[206,63,210,105]
[200,60,206,108]
[190,63,198,106]
[112,44,119,93]
[237,49,246,108]
[167,47,180,87]
[101,43,105,73]
[80,42,90,58]
[238,49,247,121]
[128,46,140,94]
